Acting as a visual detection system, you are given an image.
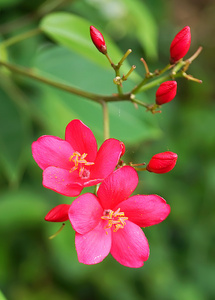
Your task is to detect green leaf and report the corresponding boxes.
[40,12,136,76]
[0,188,49,229]
[0,83,31,186]
[0,0,22,8]
[0,291,7,300]
[121,0,158,59]
[34,46,161,145]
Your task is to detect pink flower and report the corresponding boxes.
[170,26,191,64]
[147,151,178,174]
[68,166,170,268]
[32,119,124,197]
[155,81,177,105]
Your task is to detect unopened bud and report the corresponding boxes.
[45,204,70,222]
[155,81,177,105]
[146,151,178,174]
[120,141,126,157]
[90,25,107,54]
[170,26,191,64]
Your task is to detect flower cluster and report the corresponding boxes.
[32,119,177,268]
[31,23,197,268]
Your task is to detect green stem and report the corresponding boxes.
[102,101,110,140]
[138,72,183,93]
[117,49,132,68]
[131,98,149,108]
[115,68,123,95]
[131,77,151,94]
[0,28,41,48]
[0,60,132,103]
[49,223,65,240]
[158,63,172,75]
[138,74,171,93]
[132,63,176,94]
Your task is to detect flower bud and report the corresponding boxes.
[170,26,191,64]
[90,25,107,54]
[155,81,177,105]
[120,141,126,157]
[45,204,70,222]
[146,151,178,174]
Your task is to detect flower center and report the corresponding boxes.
[101,208,128,232]
[69,151,94,178]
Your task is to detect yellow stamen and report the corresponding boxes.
[69,151,94,174]
[101,208,128,232]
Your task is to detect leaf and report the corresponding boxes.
[39,12,137,77]
[0,291,7,300]
[33,46,161,145]
[121,0,158,59]
[0,188,49,229]
[0,0,22,8]
[0,83,31,186]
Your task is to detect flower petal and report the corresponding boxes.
[32,136,74,170]
[90,138,124,180]
[97,166,138,209]
[111,220,149,268]
[43,167,83,196]
[75,221,111,265]
[118,195,171,227]
[45,204,70,222]
[65,119,97,161]
[69,193,103,234]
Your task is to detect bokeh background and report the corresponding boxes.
[0,0,215,300]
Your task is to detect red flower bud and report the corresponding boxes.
[120,141,126,157]
[90,25,107,54]
[45,204,70,222]
[146,151,178,174]
[155,81,177,105]
[170,26,191,64]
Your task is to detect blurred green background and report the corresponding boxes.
[0,0,215,299]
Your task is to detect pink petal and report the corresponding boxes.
[111,220,149,268]
[118,195,171,227]
[97,166,138,209]
[75,221,112,265]
[82,177,104,187]
[43,167,83,196]
[69,193,103,234]
[32,135,74,170]
[45,204,70,222]
[90,138,124,180]
[65,119,97,162]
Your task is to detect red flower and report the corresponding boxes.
[155,81,177,105]
[32,119,124,197]
[147,151,178,174]
[90,26,107,54]
[69,166,170,268]
[170,26,191,64]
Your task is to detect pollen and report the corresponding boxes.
[101,208,128,232]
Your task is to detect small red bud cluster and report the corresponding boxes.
[147,151,178,174]
[89,25,200,111]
